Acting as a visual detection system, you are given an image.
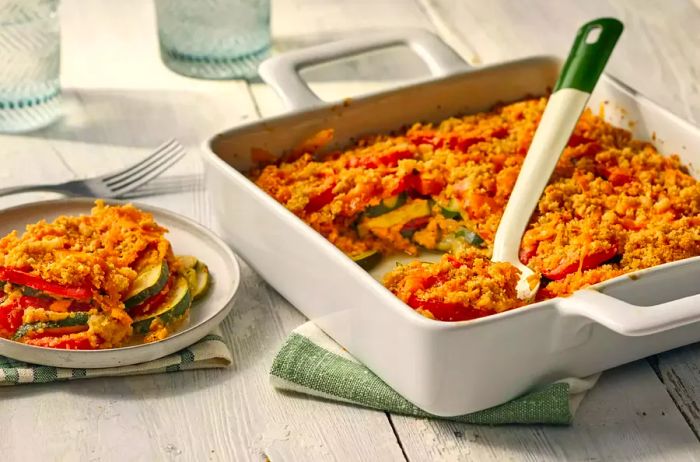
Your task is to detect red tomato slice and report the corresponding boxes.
[0,301,24,336]
[352,150,414,168]
[25,333,95,350]
[490,127,509,139]
[130,279,172,317]
[519,242,539,264]
[567,134,595,147]
[447,136,484,152]
[0,295,54,337]
[395,173,445,197]
[408,134,444,148]
[0,267,92,301]
[400,216,431,238]
[407,295,495,322]
[543,246,618,281]
[605,167,633,186]
[304,184,336,213]
[17,295,51,309]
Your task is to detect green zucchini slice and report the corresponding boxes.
[350,250,382,270]
[456,228,485,247]
[179,257,210,301]
[364,193,407,217]
[361,199,432,231]
[436,227,486,251]
[177,255,198,271]
[192,261,210,300]
[124,261,170,309]
[131,276,192,335]
[440,198,463,220]
[13,312,90,340]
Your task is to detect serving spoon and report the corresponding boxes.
[491,17,624,300]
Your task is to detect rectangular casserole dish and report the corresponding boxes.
[202,29,700,416]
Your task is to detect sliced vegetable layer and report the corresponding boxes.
[131,276,192,335]
[124,261,170,309]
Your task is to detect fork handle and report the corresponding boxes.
[0,184,63,197]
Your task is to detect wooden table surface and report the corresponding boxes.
[1,0,700,460]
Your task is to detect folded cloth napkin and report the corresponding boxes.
[0,328,231,385]
[271,322,599,425]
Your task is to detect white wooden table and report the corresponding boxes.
[2,1,700,460]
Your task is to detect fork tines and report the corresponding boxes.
[104,140,186,192]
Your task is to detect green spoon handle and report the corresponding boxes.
[554,17,624,93]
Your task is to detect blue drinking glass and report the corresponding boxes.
[154,0,271,80]
[0,0,61,133]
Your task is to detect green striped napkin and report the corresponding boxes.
[0,328,231,385]
[271,322,599,425]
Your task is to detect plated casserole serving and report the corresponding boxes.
[251,96,700,321]
[0,200,209,349]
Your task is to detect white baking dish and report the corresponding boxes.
[201,29,700,416]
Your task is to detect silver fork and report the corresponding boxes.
[0,139,186,198]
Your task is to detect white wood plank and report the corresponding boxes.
[657,344,700,438]
[391,361,700,461]
[421,0,700,122]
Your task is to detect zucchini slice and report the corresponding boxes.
[364,193,407,218]
[350,250,382,270]
[131,276,192,335]
[179,257,210,300]
[177,255,198,271]
[124,261,170,309]
[440,198,463,220]
[191,261,210,300]
[456,228,485,248]
[13,312,90,340]
[361,199,432,231]
[436,227,485,251]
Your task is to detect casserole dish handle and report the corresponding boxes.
[560,289,700,336]
[258,28,469,111]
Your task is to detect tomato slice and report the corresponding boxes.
[567,134,595,147]
[408,134,444,148]
[351,150,414,168]
[0,295,55,337]
[400,216,431,239]
[519,242,539,264]
[17,295,51,309]
[490,127,509,139]
[0,301,24,337]
[0,267,92,301]
[407,295,495,322]
[395,173,445,197]
[447,136,484,152]
[129,278,172,317]
[543,246,618,281]
[304,184,336,213]
[604,167,633,186]
[24,333,95,350]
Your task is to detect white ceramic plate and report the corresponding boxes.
[0,198,240,368]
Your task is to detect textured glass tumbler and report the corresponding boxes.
[0,0,60,133]
[155,0,271,80]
